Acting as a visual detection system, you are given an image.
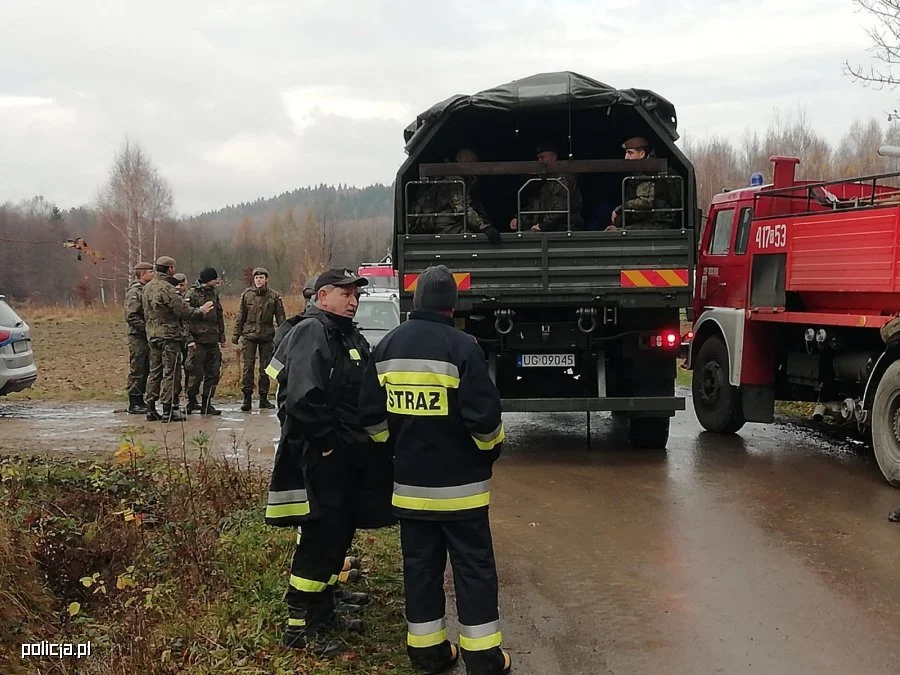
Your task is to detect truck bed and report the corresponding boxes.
[398,230,694,309]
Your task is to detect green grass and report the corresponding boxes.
[0,436,412,675]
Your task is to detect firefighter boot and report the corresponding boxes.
[410,643,460,675]
[282,606,345,657]
[201,396,221,416]
[463,649,512,675]
[145,402,162,422]
[259,396,275,409]
[127,395,148,415]
[240,393,252,412]
[185,396,201,415]
[161,404,184,423]
[335,588,370,607]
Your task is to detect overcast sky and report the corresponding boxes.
[0,0,896,213]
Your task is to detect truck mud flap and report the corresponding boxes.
[501,396,685,414]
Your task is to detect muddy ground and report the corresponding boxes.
[2,395,898,674]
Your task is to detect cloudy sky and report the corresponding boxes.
[0,0,896,213]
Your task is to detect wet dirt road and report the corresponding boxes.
[2,396,899,674]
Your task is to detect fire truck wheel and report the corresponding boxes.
[627,417,670,449]
[871,360,900,487]
[692,336,745,434]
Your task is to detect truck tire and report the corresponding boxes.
[692,335,745,434]
[627,417,670,449]
[870,360,900,487]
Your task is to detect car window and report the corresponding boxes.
[734,207,753,255]
[0,300,22,327]
[708,209,735,255]
[355,300,399,331]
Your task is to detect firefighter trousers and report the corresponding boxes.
[400,514,507,675]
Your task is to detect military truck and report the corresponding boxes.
[393,72,697,447]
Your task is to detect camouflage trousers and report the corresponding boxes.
[145,339,184,407]
[126,335,150,397]
[241,339,274,397]
[186,343,222,399]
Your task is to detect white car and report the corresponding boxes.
[355,292,400,348]
[0,295,37,395]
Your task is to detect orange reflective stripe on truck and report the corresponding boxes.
[620,269,689,288]
[404,273,472,292]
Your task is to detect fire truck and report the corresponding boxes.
[687,153,900,486]
[357,255,398,291]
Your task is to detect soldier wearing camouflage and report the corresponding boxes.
[142,256,214,422]
[124,261,154,414]
[233,267,285,411]
[513,141,583,232]
[611,137,676,230]
[185,268,225,415]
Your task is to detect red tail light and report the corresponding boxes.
[663,331,678,347]
[0,330,11,343]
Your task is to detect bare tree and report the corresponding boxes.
[846,0,900,88]
[97,138,174,272]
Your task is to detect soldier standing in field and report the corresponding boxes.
[185,267,226,416]
[233,267,285,412]
[124,261,154,414]
[143,256,214,422]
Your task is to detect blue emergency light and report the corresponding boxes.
[750,172,764,186]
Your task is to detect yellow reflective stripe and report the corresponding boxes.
[327,574,338,586]
[289,575,327,592]
[379,371,460,388]
[472,423,505,451]
[371,429,389,442]
[349,348,361,361]
[288,618,307,627]
[408,629,448,648]
[459,631,502,652]
[265,364,279,379]
[265,502,310,519]
[392,492,490,512]
[365,421,390,443]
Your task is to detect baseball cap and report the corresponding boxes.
[314,268,369,292]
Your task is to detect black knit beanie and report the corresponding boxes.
[413,265,457,312]
[198,267,218,284]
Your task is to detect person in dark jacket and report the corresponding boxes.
[265,268,394,657]
[185,267,226,415]
[271,275,319,353]
[233,267,286,411]
[359,265,511,675]
[124,261,154,414]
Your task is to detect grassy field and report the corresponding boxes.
[0,435,413,675]
[11,296,305,402]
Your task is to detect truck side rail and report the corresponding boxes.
[754,170,900,220]
[420,159,669,178]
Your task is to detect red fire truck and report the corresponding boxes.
[688,155,900,487]
[357,256,398,291]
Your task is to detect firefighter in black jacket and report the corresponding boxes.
[360,265,511,675]
[265,268,394,657]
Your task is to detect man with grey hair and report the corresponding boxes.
[360,265,511,675]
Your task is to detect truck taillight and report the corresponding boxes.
[644,330,680,349]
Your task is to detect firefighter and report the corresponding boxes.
[264,268,394,657]
[359,265,511,675]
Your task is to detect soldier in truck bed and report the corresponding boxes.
[608,136,677,231]
[407,149,502,244]
[509,140,583,232]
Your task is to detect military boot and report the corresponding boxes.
[282,605,345,657]
[185,396,201,415]
[201,396,221,416]
[259,396,275,409]
[127,395,148,415]
[145,402,162,422]
[241,393,252,412]
[161,404,185,423]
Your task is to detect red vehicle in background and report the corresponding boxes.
[357,256,398,292]
[688,153,900,486]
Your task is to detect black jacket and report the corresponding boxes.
[264,306,393,528]
[359,309,505,520]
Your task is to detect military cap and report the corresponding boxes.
[133,261,153,271]
[252,267,269,277]
[622,136,650,150]
[173,273,187,283]
[156,255,176,267]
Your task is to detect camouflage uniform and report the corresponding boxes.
[618,177,678,230]
[185,282,225,399]
[233,285,285,399]
[143,272,207,408]
[124,279,149,398]
[408,178,491,234]
[520,173,583,231]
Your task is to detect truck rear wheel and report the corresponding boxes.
[871,360,900,487]
[692,335,745,434]
[627,417,670,449]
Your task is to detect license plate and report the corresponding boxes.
[12,340,29,354]
[517,353,575,368]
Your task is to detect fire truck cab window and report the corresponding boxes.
[709,208,735,255]
[734,207,753,255]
